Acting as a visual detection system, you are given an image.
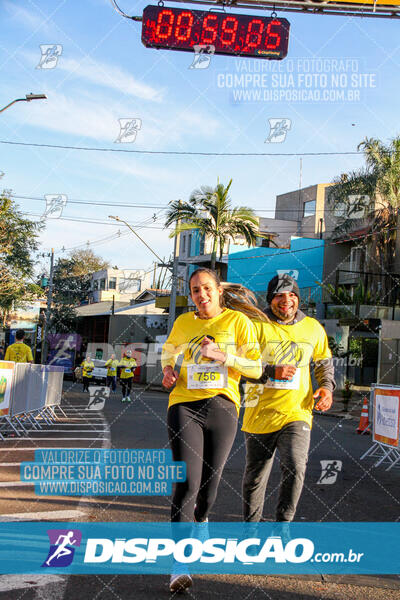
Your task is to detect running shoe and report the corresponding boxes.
[169,563,193,593]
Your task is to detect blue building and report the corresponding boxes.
[227,237,324,304]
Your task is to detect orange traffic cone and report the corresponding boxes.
[356,396,371,434]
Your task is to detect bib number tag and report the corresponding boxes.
[264,368,300,390]
[187,364,227,389]
[124,369,131,374]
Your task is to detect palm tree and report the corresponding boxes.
[164,179,260,271]
[328,136,400,302]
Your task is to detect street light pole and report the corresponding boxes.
[108,215,166,266]
[0,93,47,114]
[41,248,54,364]
[108,214,181,332]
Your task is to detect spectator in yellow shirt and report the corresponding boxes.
[5,330,33,363]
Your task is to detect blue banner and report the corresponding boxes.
[0,522,398,574]
[20,449,186,496]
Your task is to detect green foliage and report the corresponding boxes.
[327,336,345,357]
[50,249,110,333]
[0,193,43,322]
[165,179,260,272]
[328,136,400,286]
[319,281,379,306]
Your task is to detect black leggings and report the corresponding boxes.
[121,378,132,397]
[167,395,238,522]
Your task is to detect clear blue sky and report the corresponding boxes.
[1,0,399,274]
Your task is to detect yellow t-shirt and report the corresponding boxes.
[81,360,95,378]
[119,357,137,379]
[105,359,119,377]
[161,308,261,412]
[5,342,33,363]
[242,316,332,434]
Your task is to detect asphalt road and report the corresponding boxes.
[0,382,399,599]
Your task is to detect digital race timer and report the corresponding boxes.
[141,5,290,60]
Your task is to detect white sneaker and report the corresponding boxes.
[121,397,126,403]
[126,396,132,402]
[169,564,193,593]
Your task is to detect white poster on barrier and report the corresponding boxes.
[0,361,15,416]
[374,389,400,447]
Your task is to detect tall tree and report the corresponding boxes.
[50,249,110,332]
[165,179,260,271]
[328,136,400,301]
[0,193,43,324]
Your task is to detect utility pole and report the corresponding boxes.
[167,201,182,334]
[41,248,55,364]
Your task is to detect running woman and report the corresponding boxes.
[105,354,119,391]
[119,349,137,402]
[162,267,265,592]
[81,355,94,392]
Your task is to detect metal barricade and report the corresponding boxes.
[360,384,400,471]
[0,362,64,438]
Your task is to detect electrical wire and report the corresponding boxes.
[12,194,168,210]
[0,139,362,157]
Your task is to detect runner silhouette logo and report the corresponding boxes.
[42,529,82,567]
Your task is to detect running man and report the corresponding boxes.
[45,531,77,566]
[242,274,335,525]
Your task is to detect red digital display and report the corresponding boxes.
[142,5,290,59]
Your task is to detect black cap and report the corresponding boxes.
[266,274,300,305]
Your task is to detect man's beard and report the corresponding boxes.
[272,305,297,321]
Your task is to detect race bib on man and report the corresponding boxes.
[124,369,131,374]
[264,367,301,390]
[187,364,227,389]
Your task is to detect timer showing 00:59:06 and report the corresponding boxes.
[141,5,290,59]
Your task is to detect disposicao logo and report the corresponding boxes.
[42,529,82,567]
[83,536,314,564]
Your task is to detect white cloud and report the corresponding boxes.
[4,2,55,35]
[7,86,220,148]
[20,49,165,103]
[56,56,165,103]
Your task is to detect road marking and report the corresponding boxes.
[0,447,104,451]
[0,575,65,592]
[0,509,86,522]
[0,481,34,487]
[3,437,108,441]
[25,430,107,434]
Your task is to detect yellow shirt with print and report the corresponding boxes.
[242,317,332,434]
[105,359,119,377]
[161,308,261,412]
[5,342,33,363]
[119,357,137,379]
[81,360,95,378]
